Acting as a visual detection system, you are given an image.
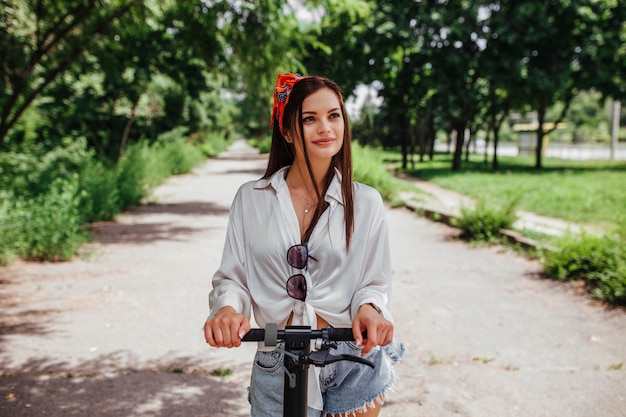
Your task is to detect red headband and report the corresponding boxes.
[271,72,307,135]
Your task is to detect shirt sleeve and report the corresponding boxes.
[350,189,394,322]
[208,186,252,319]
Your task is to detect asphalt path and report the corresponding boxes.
[1,141,625,417]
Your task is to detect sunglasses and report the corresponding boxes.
[286,243,315,301]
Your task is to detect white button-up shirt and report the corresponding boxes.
[209,165,393,326]
[208,166,393,410]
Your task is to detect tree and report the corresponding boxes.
[510,1,589,169]
[421,1,487,171]
[479,1,528,170]
[0,0,142,147]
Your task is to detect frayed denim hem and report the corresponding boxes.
[322,371,399,417]
[323,392,385,417]
[322,341,405,416]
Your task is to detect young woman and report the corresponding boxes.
[204,73,404,417]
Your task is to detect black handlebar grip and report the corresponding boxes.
[327,327,356,341]
[241,328,264,342]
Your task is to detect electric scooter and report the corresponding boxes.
[242,324,375,417]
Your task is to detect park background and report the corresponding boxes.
[1,0,625,305]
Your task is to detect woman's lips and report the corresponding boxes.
[313,138,335,145]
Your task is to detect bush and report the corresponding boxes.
[454,198,519,242]
[353,143,407,204]
[115,139,202,209]
[155,138,205,175]
[0,131,215,265]
[116,142,154,208]
[247,136,272,154]
[10,178,88,261]
[542,230,626,306]
[0,137,92,199]
[0,195,18,266]
[78,159,121,223]
[198,132,233,157]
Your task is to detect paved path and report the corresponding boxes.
[1,141,625,416]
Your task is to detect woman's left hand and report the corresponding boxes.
[352,304,394,355]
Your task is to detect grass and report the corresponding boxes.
[376,147,626,307]
[352,143,416,206]
[385,150,626,228]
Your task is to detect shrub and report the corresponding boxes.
[78,159,121,223]
[10,178,88,261]
[454,198,519,242]
[116,142,153,208]
[353,143,407,204]
[249,136,272,154]
[156,138,205,176]
[0,131,214,265]
[0,137,91,199]
[0,195,18,266]
[199,132,233,157]
[542,230,626,306]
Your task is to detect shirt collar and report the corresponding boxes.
[254,166,344,206]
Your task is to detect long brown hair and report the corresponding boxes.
[263,76,355,249]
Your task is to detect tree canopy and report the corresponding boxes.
[1,0,624,169]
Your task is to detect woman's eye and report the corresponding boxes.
[330,112,341,119]
[303,116,314,123]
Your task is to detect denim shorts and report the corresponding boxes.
[248,340,405,417]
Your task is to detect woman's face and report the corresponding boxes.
[293,88,344,166]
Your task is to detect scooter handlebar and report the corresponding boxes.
[241,325,362,344]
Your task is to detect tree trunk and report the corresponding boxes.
[118,86,146,160]
[452,122,466,171]
[492,128,500,171]
[393,108,409,170]
[611,99,621,160]
[416,116,426,163]
[464,127,472,162]
[427,113,435,160]
[534,108,546,170]
[484,129,491,165]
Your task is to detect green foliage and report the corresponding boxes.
[211,367,233,377]
[7,178,88,261]
[78,159,121,223]
[453,198,519,242]
[154,129,205,175]
[565,91,612,143]
[0,138,92,199]
[197,132,233,157]
[542,229,626,306]
[159,140,203,175]
[0,195,17,266]
[404,152,626,227]
[352,143,410,204]
[247,136,272,154]
[114,137,204,208]
[0,130,212,264]
[115,142,154,208]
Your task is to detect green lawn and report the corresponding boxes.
[381,150,626,227]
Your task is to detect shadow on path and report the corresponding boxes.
[90,201,230,245]
[0,354,250,417]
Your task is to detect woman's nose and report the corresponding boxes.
[317,119,331,133]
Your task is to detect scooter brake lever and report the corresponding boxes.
[306,350,375,368]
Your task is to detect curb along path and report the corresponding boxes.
[397,173,593,239]
[0,140,625,417]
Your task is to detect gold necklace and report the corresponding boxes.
[294,188,315,214]
[302,195,314,214]
[287,178,316,215]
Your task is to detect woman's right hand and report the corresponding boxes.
[204,306,250,348]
